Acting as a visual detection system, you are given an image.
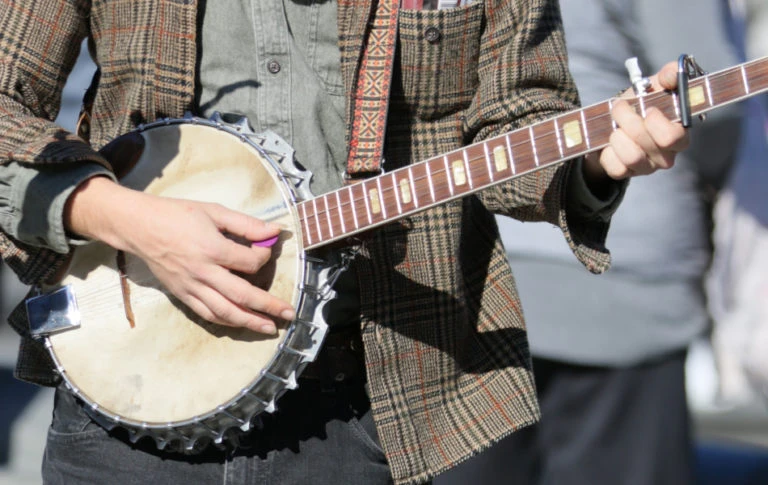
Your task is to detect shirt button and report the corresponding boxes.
[424,27,441,43]
[267,59,281,74]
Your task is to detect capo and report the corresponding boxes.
[677,54,707,128]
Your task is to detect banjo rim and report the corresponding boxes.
[31,114,339,452]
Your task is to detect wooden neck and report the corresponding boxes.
[298,56,768,250]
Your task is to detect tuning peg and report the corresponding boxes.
[625,57,652,95]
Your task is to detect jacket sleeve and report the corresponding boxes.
[465,0,617,273]
[0,0,110,284]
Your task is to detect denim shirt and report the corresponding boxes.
[197,0,348,196]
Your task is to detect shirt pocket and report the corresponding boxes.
[309,0,345,96]
[396,1,484,119]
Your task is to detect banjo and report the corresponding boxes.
[26,56,768,453]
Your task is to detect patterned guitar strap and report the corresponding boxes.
[345,0,400,179]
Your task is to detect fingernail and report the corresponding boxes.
[280,308,296,321]
[260,323,277,335]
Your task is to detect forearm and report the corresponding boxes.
[0,162,116,254]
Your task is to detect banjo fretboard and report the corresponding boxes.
[299,56,768,250]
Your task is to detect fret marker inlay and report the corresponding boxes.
[563,121,583,148]
[369,188,381,214]
[452,160,467,186]
[493,146,508,171]
[400,179,412,204]
[688,86,706,107]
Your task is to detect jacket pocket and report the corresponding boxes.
[396,1,484,119]
[47,386,109,443]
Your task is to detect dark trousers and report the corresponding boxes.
[436,351,694,485]
[42,379,393,484]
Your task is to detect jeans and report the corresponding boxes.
[42,379,393,484]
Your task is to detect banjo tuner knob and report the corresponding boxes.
[625,57,652,96]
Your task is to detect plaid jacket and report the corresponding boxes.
[0,0,613,483]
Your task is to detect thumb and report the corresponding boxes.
[207,205,283,245]
[654,61,679,91]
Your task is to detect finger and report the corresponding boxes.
[182,289,281,334]
[645,107,690,154]
[652,62,679,91]
[606,130,655,176]
[611,100,663,163]
[206,203,282,243]
[200,267,296,322]
[212,236,275,274]
[597,146,633,180]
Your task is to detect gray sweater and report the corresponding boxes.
[499,0,743,365]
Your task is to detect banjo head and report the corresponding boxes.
[35,117,332,451]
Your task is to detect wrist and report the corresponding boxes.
[63,176,129,246]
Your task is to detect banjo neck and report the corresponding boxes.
[298,56,768,250]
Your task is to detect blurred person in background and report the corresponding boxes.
[744,0,768,60]
[436,0,742,484]
[706,0,768,407]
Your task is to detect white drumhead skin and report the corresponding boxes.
[48,123,302,424]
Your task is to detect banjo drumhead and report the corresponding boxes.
[48,123,303,425]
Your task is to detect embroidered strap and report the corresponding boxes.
[346,0,400,176]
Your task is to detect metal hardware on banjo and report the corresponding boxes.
[26,56,768,454]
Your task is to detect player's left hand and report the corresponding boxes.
[582,61,690,184]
